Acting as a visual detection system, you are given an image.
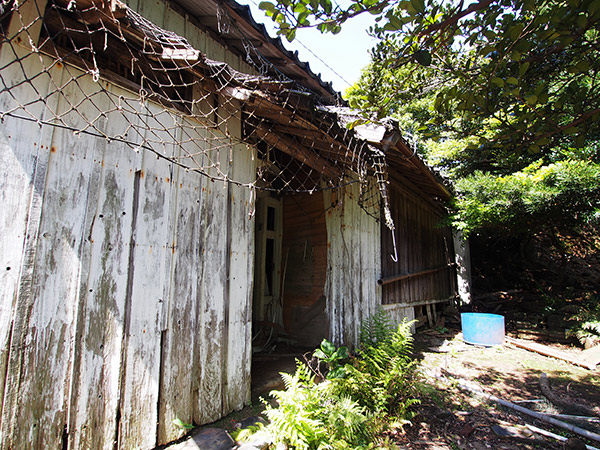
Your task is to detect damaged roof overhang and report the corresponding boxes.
[47,0,450,203]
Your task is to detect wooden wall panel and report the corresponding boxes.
[67,81,142,450]
[224,102,255,415]
[0,62,255,450]
[116,100,175,449]
[281,192,328,345]
[381,182,456,309]
[156,120,204,445]
[0,52,59,442]
[0,54,64,449]
[324,182,381,347]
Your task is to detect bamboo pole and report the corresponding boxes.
[452,378,600,444]
[525,424,600,450]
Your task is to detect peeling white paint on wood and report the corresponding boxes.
[68,81,143,450]
[224,114,255,414]
[116,100,177,449]
[324,182,382,347]
[157,118,204,445]
[0,52,63,448]
[0,62,255,450]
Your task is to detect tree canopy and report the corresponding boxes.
[260,0,600,236]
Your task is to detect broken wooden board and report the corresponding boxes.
[581,345,600,369]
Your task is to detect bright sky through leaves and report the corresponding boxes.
[237,0,377,92]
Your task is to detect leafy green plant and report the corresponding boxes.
[244,311,422,449]
[313,339,349,379]
[359,307,396,348]
[340,317,420,420]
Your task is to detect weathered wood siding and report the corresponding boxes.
[381,182,456,308]
[124,0,257,77]
[324,183,382,347]
[0,53,254,450]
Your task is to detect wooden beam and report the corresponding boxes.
[388,171,448,215]
[381,295,457,310]
[392,140,451,200]
[378,263,455,286]
[252,124,342,179]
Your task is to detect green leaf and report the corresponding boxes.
[334,346,349,359]
[563,126,579,135]
[410,0,425,14]
[509,23,524,40]
[576,60,589,72]
[414,49,431,66]
[384,15,405,31]
[491,77,505,87]
[506,77,519,85]
[480,45,496,56]
[258,1,276,12]
[319,0,332,14]
[173,418,194,430]
[536,137,550,146]
[313,349,328,360]
[525,94,538,105]
[320,339,336,355]
[519,62,530,76]
[327,366,347,379]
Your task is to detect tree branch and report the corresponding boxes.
[420,0,494,36]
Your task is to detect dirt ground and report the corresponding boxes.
[401,329,600,449]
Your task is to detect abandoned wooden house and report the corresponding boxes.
[0,0,465,448]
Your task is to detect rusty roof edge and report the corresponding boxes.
[221,0,344,104]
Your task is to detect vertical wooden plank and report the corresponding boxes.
[0,55,59,446]
[2,62,104,449]
[185,16,207,54]
[157,119,204,444]
[137,0,166,28]
[324,179,383,348]
[349,184,360,346]
[323,188,340,344]
[68,82,142,450]
[117,100,174,449]
[194,134,229,425]
[164,2,186,36]
[225,131,255,413]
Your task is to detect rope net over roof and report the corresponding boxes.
[0,0,395,226]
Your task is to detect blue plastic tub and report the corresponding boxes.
[461,313,505,346]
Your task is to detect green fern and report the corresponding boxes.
[260,361,371,449]
[359,308,395,348]
[567,301,600,347]
[247,313,421,449]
